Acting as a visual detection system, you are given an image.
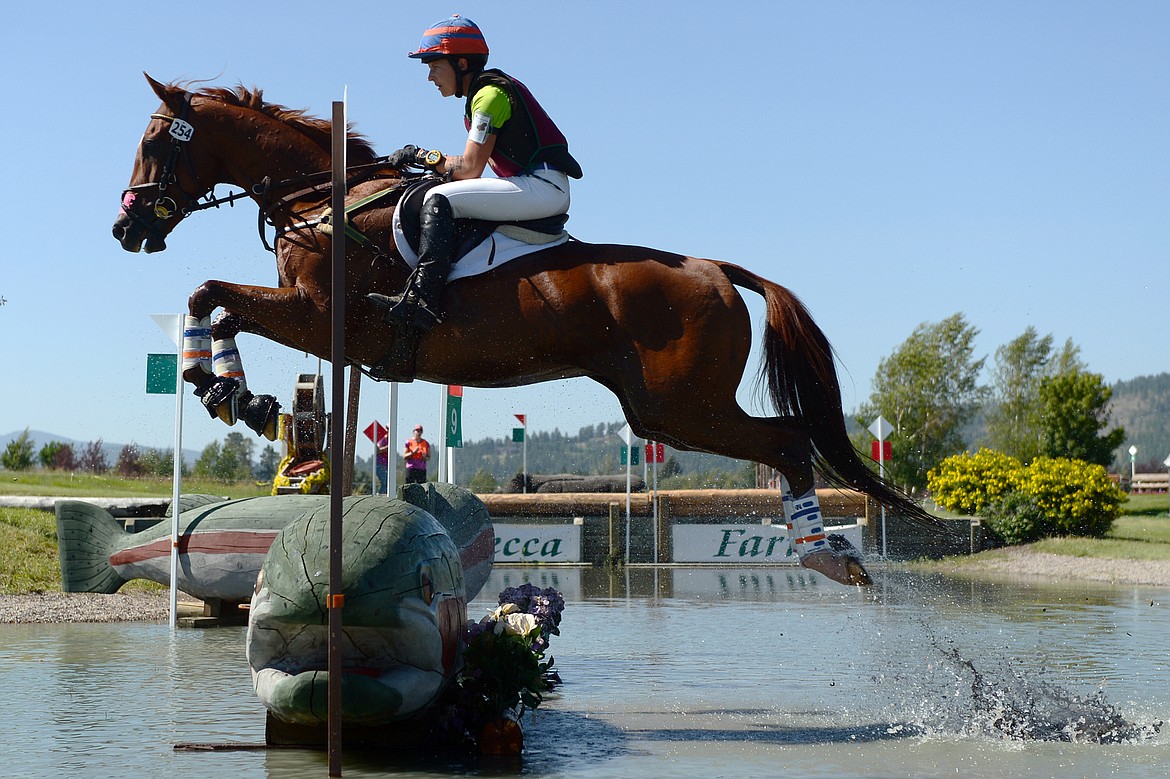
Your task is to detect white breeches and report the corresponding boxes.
[424,169,570,222]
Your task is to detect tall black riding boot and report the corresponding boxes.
[367,194,456,334]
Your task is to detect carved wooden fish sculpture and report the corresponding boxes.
[247,484,494,727]
[56,494,318,601]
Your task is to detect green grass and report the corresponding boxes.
[0,506,61,593]
[0,470,271,595]
[916,515,1170,576]
[1119,492,1169,517]
[1025,515,1170,561]
[0,470,272,499]
[0,506,165,595]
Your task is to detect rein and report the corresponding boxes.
[124,103,408,265]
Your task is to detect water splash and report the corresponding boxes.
[868,569,1165,745]
[930,634,1163,744]
[946,648,1156,743]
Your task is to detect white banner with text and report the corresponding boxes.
[672,522,864,563]
[493,523,582,563]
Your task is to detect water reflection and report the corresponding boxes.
[1,567,1167,778]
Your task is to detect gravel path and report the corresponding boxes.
[945,548,1170,587]
[0,591,202,624]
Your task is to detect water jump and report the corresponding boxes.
[112,75,960,585]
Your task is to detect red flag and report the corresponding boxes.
[448,385,463,397]
[514,414,526,426]
[870,440,892,461]
[645,442,665,464]
[363,421,387,443]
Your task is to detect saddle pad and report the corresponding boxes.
[392,207,568,282]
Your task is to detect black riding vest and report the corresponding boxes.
[464,69,583,179]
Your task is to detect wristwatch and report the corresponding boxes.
[420,149,444,168]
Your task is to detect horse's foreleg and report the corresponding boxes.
[180,314,226,416]
[185,281,329,438]
[615,383,872,586]
[181,318,260,433]
[204,313,280,439]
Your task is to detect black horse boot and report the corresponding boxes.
[367,194,455,335]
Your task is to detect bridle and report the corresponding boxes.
[119,94,256,241]
[119,91,409,263]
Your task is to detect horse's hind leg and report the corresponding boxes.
[620,393,870,585]
[778,473,871,586]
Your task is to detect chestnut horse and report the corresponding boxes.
[113,75,948,584]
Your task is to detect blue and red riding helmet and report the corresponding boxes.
[408,14,489,61]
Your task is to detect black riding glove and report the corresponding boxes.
[387,144,422,169]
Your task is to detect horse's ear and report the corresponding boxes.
[144,72,185,110]
[145,72,168,99]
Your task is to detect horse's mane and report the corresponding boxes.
[186,83,379,163]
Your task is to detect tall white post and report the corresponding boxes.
[150,313,186,630]
[168,316,183,629]
[868,416,893,560]
[651,442,659,564]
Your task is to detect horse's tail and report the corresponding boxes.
[715,261,946,530]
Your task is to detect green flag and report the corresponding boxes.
[512,427,525,443]
[446,395,463,448]
[620,444,640,465]
[146,353,178,394]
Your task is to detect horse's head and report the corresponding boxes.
[113,74,214,253]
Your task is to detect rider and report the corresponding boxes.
[367,14,582,337]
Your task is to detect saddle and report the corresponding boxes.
[395,177,569,260]
[333,176,571,383]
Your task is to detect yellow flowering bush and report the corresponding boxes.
[929,450,1124,543]
[927,449,1024,515]
[1013,456,1123,538]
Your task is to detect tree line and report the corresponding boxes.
[855,313,1127,493]
[1,429,282,483]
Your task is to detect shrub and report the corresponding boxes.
[52,443,76,471]
[1015,456,1123,538]
[927,448,1023,515]
[2,430,35,471]
[116,444,147,478]
[929,450,1125,544]
[982,492,1048,546]
[38,441,65,469]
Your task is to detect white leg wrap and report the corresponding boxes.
[212,337,247,393]
[780,476,829,560]
[183,316,212,374]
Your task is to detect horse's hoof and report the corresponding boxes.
[240,392,282,441]
[800,551,873,586]
[199,377,239,425]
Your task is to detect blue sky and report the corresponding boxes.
[1,2,1166,461]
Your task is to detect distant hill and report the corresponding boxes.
[1110,373,1170,470]
[0,429,200,468]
